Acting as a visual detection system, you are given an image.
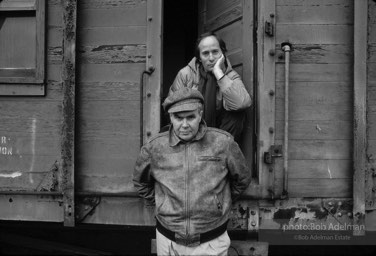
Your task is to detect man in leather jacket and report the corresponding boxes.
[168,31,252,143]
[133,88,251,255]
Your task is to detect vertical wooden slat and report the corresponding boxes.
[353,0,368,236]
[144,0,162,141]
[62,0,76,227]
[257,0,276,198]
[241,0,255,179]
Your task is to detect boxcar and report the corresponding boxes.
[0,0,376,255]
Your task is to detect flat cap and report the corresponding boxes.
[163,87,204,113]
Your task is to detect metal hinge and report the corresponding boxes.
[264,145,282,164]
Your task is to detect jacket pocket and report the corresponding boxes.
[198,156,222,162]
[214,194,223,213]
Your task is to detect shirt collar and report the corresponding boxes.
[169,120,207,147]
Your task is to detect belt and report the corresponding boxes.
[156,220,228,247]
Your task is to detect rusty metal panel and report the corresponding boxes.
[0,195,63,222]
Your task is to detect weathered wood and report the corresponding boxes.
[76,156,135,178]
[78,6,146,28]
[1,155,59,173]
[0,101,61,119]
[288,160,352,179]
[369,44,376,63]
[0,84,44,96]
[274,139,351,160]
[0,134,60,156]
[215,20,242,52]
[61,0,76,227]
[76,82,139,101]
[257,0,276,198]
[289,179,352,198]
[0,16,36,68]
[36,0,45,83]
[79,27,147,45]
[78,0,146,9]
[369,63,376,81]
[206,0,240,21]
[0,0,36,10]
[79,45,146,64]
[76,175,134,193]
[276,63,352,82]
[77,197,154,226]
[276,82,352,105]
[0,172,55,191]
[48,46,63,64]
[275,44,352,64]
[79,63,144,82]
[276,99,352,121]
[276,0,353,25]
[240,0,255,176]
[370,0,376,25]
[276,25,353,44]
[204,2,242,32]
[144,0,162,141]
[47,27,63,47]
[47,1,62,27]
[275,120,352,140]
[226,49,243,68]
[353,0,368,236]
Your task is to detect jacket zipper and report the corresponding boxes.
[185,144,190,236]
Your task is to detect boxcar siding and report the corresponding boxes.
[76,0,146,193]
[367,0,376,214]
[0,0,64,195]
[275,0,354,197]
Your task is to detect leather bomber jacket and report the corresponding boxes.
[133,122,252,238]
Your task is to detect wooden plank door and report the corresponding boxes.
[198,0,255,180]
[76,0,148,194]
[271,0,354,197]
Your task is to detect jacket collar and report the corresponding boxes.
[169,120,207,147]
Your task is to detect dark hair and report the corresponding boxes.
[194,31,227,60]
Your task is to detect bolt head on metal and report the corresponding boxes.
[269,90,275,96]
[269,127,274,133]
[146,131,152,136]
[251,221,256,227]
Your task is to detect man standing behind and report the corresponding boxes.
[168,32,252,143]
[133,88,251,255]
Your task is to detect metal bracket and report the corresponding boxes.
[264,145,283,164]
[76,196,101,223]
[248,202,259,233]
[265,20,274,37]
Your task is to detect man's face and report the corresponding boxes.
[198,36,222,72]
[170,109,203,141]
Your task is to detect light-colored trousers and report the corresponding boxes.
[156,229,230,256]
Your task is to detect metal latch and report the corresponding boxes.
[265,20,274,37]
[264,145,282,164]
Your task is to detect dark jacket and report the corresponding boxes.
[133,122,251,237]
